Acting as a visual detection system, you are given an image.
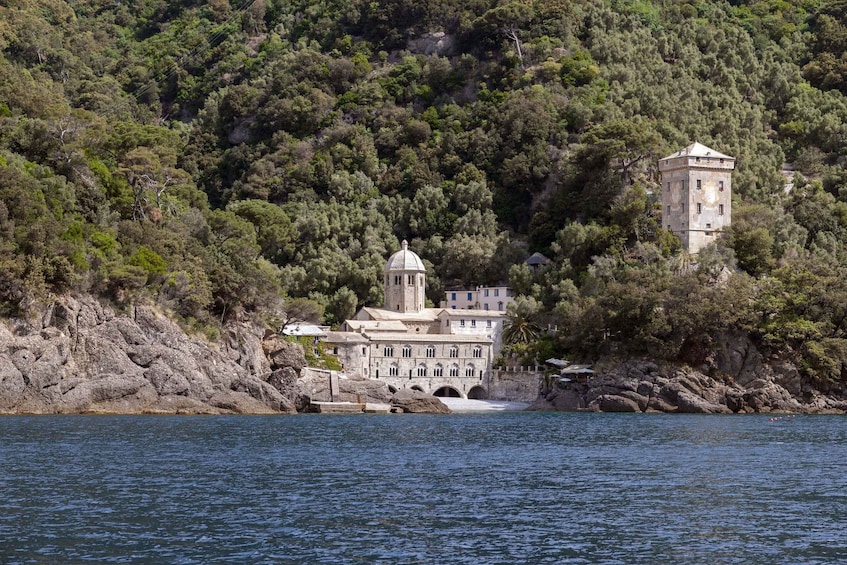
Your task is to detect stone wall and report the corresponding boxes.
[488,368,544,402]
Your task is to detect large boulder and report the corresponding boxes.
[390,389,451,414]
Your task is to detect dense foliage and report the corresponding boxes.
[4,0,847,385]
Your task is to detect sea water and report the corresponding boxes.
[1,412,846,564]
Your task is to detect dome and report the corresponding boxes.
[385,240,425,272]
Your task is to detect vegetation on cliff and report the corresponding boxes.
[3,0,847,390]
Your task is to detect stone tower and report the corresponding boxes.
[384,240,426,313]
[658,142,735,254]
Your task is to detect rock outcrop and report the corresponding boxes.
[529,359,846,414]
[389,388,451,414]
[0,295,296,414]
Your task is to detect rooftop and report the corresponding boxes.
[661,142,734,161]
[385,240,425,272]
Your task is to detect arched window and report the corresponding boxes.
[383,346,393,357]
[426,345,435,358]
[449,346,459,358]
[417,364,427,377]
[433,364,443,377]
[473,346,482,358]
[466,365,475,377]
[389,364,399,376]
[402,345,412,358]
[449,365,459,377]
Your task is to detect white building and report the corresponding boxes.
[325,241,507,399]
[442,285,514,311]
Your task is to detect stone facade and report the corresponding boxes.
[659,142,735,254]
[326,242,507,399]
[442,285,514,311]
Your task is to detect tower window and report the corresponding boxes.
[719,204,724,215]
[408,275,413,285]
[394,275,401,285]
[719,181,724,191]
[667,205,670,215]
[389,364,398,376]
[696,179,701,189]
[697,203,702,214]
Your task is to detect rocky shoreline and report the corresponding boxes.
[0,296,445,415]
[529,360,847,414]
[3,295,846,416]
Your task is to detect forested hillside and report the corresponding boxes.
[4,0,847,386]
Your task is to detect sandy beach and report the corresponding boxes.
[439,398,531,412]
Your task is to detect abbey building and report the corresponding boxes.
[324,241,506,399]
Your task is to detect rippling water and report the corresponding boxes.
[2,413,847,564]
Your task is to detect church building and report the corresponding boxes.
[658,142,735,254]
[324,241,507,399]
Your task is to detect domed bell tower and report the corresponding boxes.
[384,240,426,313]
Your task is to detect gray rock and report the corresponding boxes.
[677,390,731,414]
[592,394,642,413]
[390,389,450,414]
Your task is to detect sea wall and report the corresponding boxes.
[488,368,544,402]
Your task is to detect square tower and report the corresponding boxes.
[658,142,735,254]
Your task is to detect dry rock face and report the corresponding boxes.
[0,296,296,414]
[529,360,844,414]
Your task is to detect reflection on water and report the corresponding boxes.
[1,413,847,564]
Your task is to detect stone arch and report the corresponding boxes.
[433,386,461,398]
[467,385,488,400]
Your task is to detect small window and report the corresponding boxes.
[666,182,670,192]
[362,347,366,355]
[682,204,685,213]
[471,320,476,328]
[419,275,424,286]
[667,225,671,230]
[408,275,413,285]
[333,347,339,355]
[426,345,435,358]
[719,181,724,191]
[486,320,492,328]
[483,304,489,310]
[402,345,412,358]
[719,204,724,215]
[394,275,401,285]
[433,365,443,377]
[451,292,456,300]
[667,205,670,215]
[498,302,504,311]
[719,158,724,164]
[484,289,489,297]
[494,289,499,297]
[467,292,473,301]
[465,366,475,377]
[696,157,701,162]
[697,203,702,214]
[449,365,459,377]
[696,179,702,189]
[706,223,711,229]
[473,346,482,358]
[417,365,426,377]
[389,365,398,376]
[460,320,466,327]
[449,346,459,358]
[384,346,393,357]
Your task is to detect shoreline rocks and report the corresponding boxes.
[528,360,847,414]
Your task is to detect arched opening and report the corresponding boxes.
[467,386,488,400]
[388,385,398,394]
[433,386,461,398]
[410,385,425,392]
